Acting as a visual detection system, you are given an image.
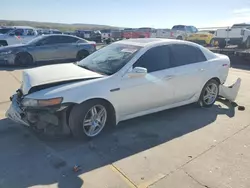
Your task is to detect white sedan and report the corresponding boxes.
[6,38,240,139]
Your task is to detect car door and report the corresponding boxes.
[30,36,62,61]
[168,44,208,103]
[55,36,79,60]
[115,45,175,117]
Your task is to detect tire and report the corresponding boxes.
[210,38,215,47]
[177,36,183,40]
[0,40,8,47]
[14,52,33,66]
[198,79,219,108]
[76,50,89,61]
[218,41,226,48]
[139,35,145,38]
[69,100,113,139]
[245,37,250,49]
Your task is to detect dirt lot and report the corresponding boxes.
[0,58,250,188]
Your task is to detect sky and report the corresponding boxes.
[1,0,250,28]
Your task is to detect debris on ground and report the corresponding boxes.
[73,165,81,172]
[238,106,245,111]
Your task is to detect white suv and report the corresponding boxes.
[0,26,38,46]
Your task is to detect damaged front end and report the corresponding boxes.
[219,78,241,102]
[6,91,73,137]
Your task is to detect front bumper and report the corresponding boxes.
[0,54,15,65]
[6,94,72,136]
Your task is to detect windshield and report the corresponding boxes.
[172,25,185,31]
[27,35,45,44]
[77,43,142,75]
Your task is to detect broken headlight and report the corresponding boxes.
[21,97,63,107]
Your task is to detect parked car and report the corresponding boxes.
[0,26,38,46]
[110,30,123,41]
[6,38,240,139]
[0,34,96,65]
[0,27,14,35]
[155,29,171,38]
[122,27,156,39]
[100,29,112,41]
[168,25,198,40]
[75,30,102,43]
[186,30,216,46]
[213,23,250,48]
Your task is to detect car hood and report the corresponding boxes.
[0,43,27,52]
[22,63,104,95]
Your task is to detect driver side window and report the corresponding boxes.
[10,29,24,36]
[133,45,171,73]
[37,36,58,46]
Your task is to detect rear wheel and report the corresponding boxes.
[69,100,112,139]
[177,36,183,40]
[210,38,215,47]
[76,50,89,61]
[0,40,8,47]
[245,37,250,49]
[14,52,33,66]
[218,40,226,48]
[198,79,219,107]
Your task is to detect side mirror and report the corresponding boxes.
[127,67,147,78]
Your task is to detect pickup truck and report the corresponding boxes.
[0,26,38,46]
[213,23,250,48]
[167,25,198,40]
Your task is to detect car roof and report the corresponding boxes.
[12,26,36,29]
[41,34,84,40]
[115,38,198,47]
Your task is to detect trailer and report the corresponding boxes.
[207,46,250,59]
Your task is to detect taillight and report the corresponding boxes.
[92,43,96,48]
[241,29,245,36]
[170,32,174,37]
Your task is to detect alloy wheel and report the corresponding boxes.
[82,105,107,137]
[203,83,218,105]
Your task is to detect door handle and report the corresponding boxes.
[199,68,205,72]
[164,75,174,80]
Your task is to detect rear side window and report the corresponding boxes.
[133,45,171,73]
[59,36,79,43]
[170,44,206,67]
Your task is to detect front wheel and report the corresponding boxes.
[69,100,109,139]
[198,79,219,107]
[14,52,33,66]
[76,50,89,61]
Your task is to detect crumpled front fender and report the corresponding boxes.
[219,78,241,102]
